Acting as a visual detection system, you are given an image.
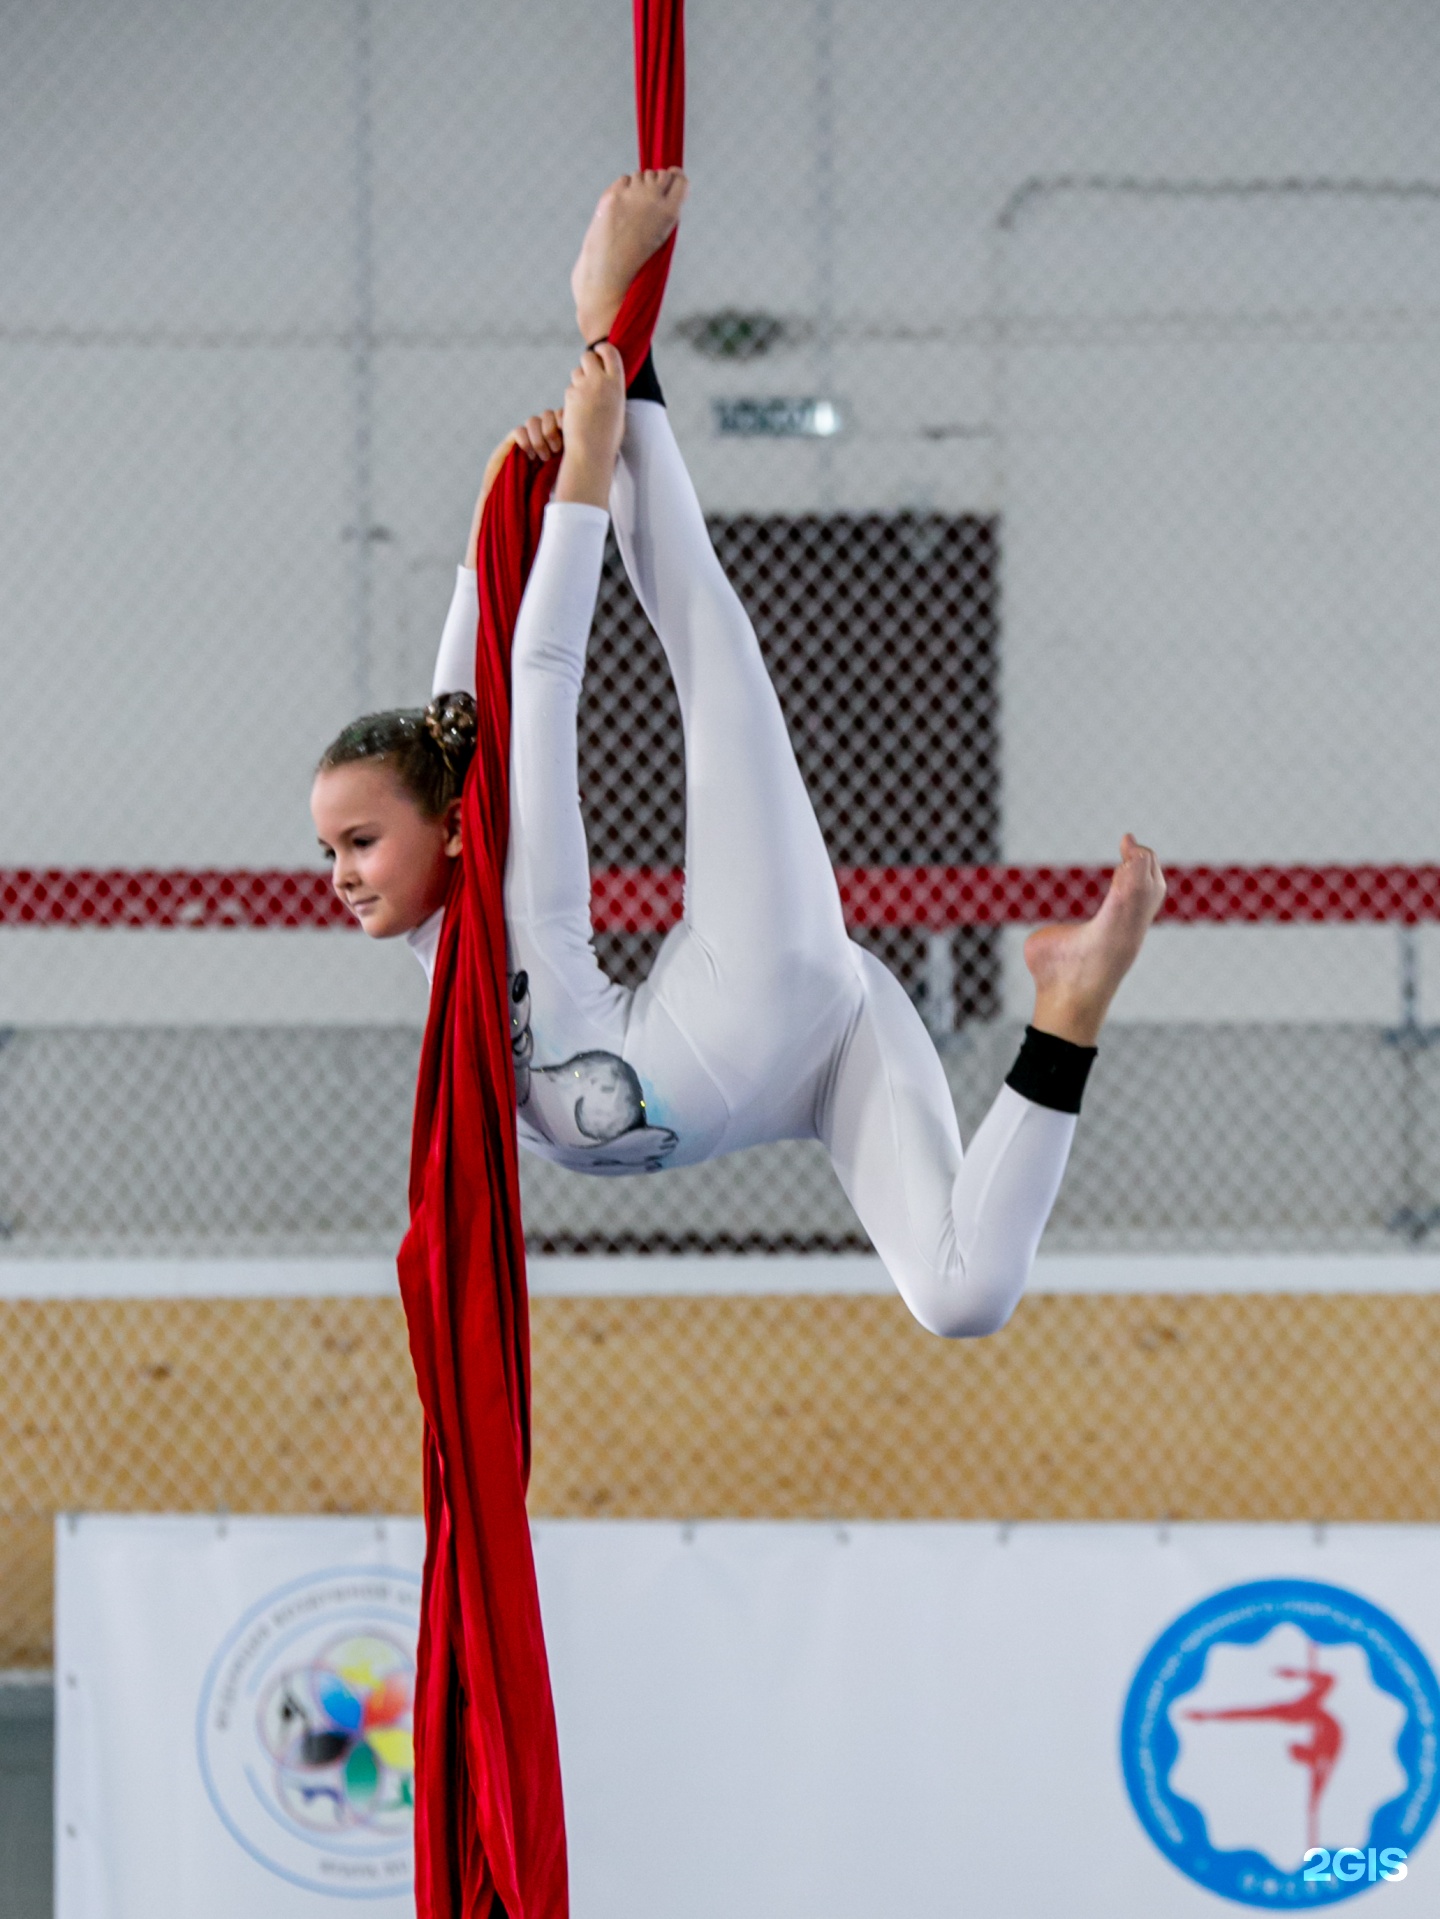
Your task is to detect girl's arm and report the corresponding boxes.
[431,410,565,699]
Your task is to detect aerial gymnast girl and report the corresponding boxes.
[311,170,1165,1338]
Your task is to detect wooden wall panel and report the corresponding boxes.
[4,1292,1438,1664]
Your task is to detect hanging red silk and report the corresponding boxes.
[397,5,685,1916]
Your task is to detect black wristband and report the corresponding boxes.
[625,350,665,405]
[1005,1025,1097,1115]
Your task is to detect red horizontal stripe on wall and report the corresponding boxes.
[837,864,1440,929]
[2,865,1439,931]
[593,865,1440,930]
[0,869,350,928]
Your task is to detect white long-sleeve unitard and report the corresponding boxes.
[420,399,1080,1337]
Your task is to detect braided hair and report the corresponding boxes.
[316,691,478,818]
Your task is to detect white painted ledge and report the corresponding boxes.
[2,1254,1440,1299]
[0,1259,402,1299]
[536,1254,1440,1296]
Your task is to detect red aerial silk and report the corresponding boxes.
[396,5,685,1916]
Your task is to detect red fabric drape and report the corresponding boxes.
[397,6,684,1917]
[610,0,686,378]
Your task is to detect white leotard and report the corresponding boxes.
[416,401,1078,1336]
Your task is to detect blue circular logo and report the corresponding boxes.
[1121,1579,1440,1907]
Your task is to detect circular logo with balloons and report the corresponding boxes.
[197,1566,420,1899]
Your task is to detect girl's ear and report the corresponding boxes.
[442,797,464,857]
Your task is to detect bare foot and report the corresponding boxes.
[1023,834,1166,1047]
[571,169,688,343]
[554,343,627,507]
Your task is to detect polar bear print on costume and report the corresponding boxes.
[509,970,678,1173]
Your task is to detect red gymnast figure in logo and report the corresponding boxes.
[1185,1641,1343,1850]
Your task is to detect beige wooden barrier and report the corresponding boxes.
[4,1292,1436,1666]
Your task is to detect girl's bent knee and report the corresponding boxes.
[898,1257,1026,1340]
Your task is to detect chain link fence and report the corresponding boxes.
[2,0,1438,1254]
[2,1019,1435,1254]
[4,0,1440,1661]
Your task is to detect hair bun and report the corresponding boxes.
[319,692,479,819]
[423,690,478,767]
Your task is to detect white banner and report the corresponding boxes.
[57,1516,425,1915]
[59,1518,1440,1916]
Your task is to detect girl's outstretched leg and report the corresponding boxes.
[608,401,856,1120]
[822,838,1165,1335]
[822,949,1076,1335]
[566,170,853,1134]
[609,402,849,966]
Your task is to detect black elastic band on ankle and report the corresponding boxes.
[625,350,665,405]
[1005,1025,1097,1115]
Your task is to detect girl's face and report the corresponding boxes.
[311,760,461,938]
